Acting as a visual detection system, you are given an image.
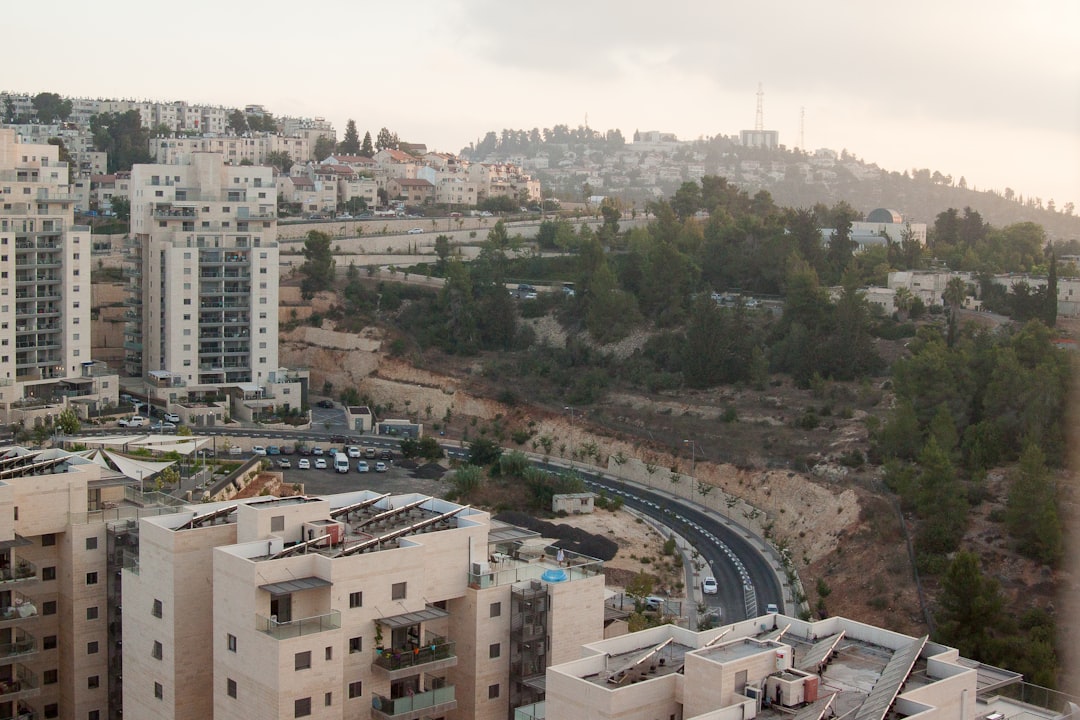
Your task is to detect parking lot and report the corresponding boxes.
[266,451,448,498]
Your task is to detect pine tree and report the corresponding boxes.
[1045,252,1058,327]
[339,120,360,155]
[360,131,374,158]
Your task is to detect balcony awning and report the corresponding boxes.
[259,577,331,595]
[376,605,449,630]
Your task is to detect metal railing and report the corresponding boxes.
[0,561,37,584]
[255,610,340,639]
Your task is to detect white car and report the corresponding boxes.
[297,458,311,470]
[164,412,180,423]
[702,577,718,595]
[346,446,362,459]
[312,446,324,455]
[766,603,780,614]
[375,461,388,473]
[252,446,267,456]
[277,458,292,469]
[314,457,328,470]
[407,227,423,234]
[356,461,370,473]
[228,445,243,455]
[118,415,146,427]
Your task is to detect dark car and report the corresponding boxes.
[330,434,347,444]
[380,449,393,461]
[280,445,295,455]
[298,445,313,456]
[317,400,334,409]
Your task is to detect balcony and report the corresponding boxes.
[254,610,340,640]
[0,563,36,587]
[371,685,456,720]
[0,700,35,720]
[0,631,36,660]
[372,639,456,681]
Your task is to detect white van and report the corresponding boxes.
[334,454,350,474]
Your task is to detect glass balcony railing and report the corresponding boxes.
[0,561,36,585]
[372,639,455,672]
[255,610,340,639]
[371,685,455,718]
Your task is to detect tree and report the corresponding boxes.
[467,437,502,467]
[1006,443,1062,565]
[227,109,247,135]
[46,137,72,165]
[433,235,451,274]
[934,552,1006,661]
[376,127,398,151]
[31,92,72,124]
[360,131,374,157]
[943,277,966,347]
[313,136,335,161]
[265,150,293,174]
[672,181,701,220]
[893,286,914,320]
[110,196,130,222]
[90,110,152,172]
[55,408,81,435]
[1044,252,1058,327]
[339,120,360,155]
[299,231,336,299]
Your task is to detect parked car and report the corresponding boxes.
[356,461,370,473]
[164,412,180,423]
[118,416,146,427]
[281,445,294,455]
[297,458,311,470]
[364,447,377,459]
[298,445,312,456]
[380,449,393,461]
[228,445,243,456]
[643,596,665,612]
[347,446,362,459]
[150,422,176,433]
[766,603,780,614]
[334,455,350,473]
[312,446,324,455]
[375,462,388,473]
[252,446,267,456]
[317,399,334,409]
[702,577,718,595]
[407,227,423,234]
[267,446,281,456]
[277,458,292,469]
[314,457,328,469]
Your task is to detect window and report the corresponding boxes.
[88,675,99,689]
[87,641,98,654]
[391,582,407,600]
[43,635,57,650]
[227,678,237,699]
[270,515,284,532]
[44,705,58,719]
[349,681,363,699]
[294,698,311,718]
[295,651,311,670]
[44,669,58,685]
[89,711,100,720]
[325,646,333,661]
[349,636,362,654]
[154,682,163,700]
[489,643,501,659]
[488,684,500,699]
[86,572,98,585]
[349,591,362,608]
[85,537,97,550]
[43,601,57,616]
[42,566,56,581]
[86,606,99,620]
[227,633,237,652]
[42,533,56,546]
[152,599,163,618]
[490,602,501,618]
[152,641,163,660]
[324,692,332,707]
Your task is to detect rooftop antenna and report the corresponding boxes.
[755,83,764,132]
[800,106,805,150]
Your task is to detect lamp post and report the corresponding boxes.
[564,406,575,467]
[683,439,697,477]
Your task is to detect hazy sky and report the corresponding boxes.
[9,0,1079,208]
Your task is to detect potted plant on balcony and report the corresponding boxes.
[374,623,384,655]
[14,561,32,579]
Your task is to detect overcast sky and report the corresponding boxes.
[9,0,1079,208]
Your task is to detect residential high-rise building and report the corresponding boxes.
[123,491,605,720]
[0,129,116,426]
[124,152,279,391]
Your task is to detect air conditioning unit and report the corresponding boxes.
[471,562,490,576]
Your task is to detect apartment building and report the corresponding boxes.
[543,613,1065,720]
[150,135,311,168]
[0,444,178,720]
[124,152,279,396]
[123,491,605,720]
[0,129,117,426]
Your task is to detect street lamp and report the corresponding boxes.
[564,406,575,467]
[683,439,697,477]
